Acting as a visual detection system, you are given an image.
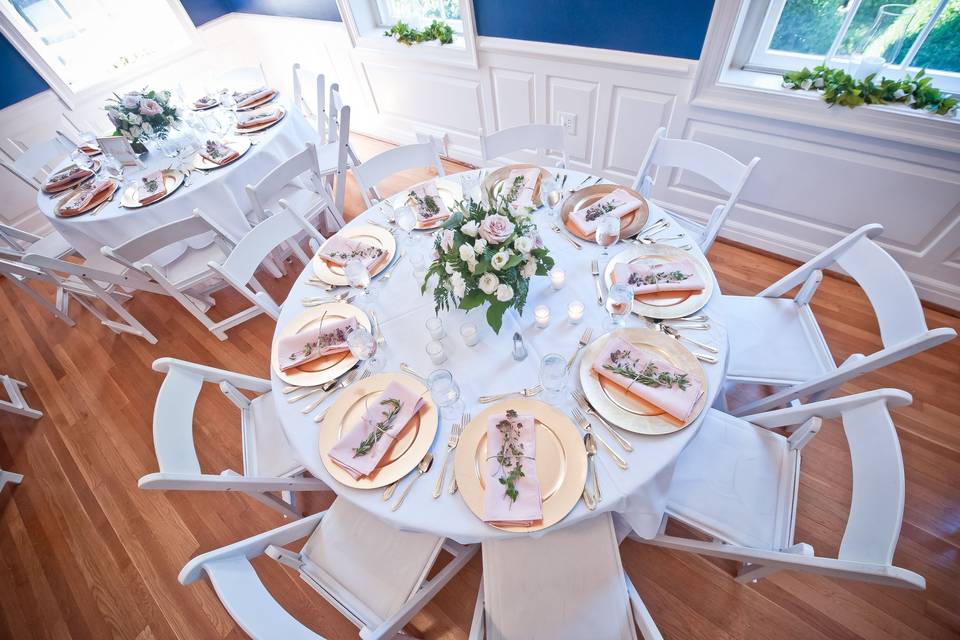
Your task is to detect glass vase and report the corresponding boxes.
[848,3,917,80]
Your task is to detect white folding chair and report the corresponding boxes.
[325,84,360,213]
[479,123,569,169]
[716,223,956,416]
[352,141,446,208]
[208,203,326,321]
[644,389,925,590]
[0,468,23,492]
[0,222,74,260]
[180,497,477,640]
[470,512,662,640]
[100,210,263,341]
[632,127,759,252]
[214,64,268,91]
[1,135,73,190]
[0,374,42,420]
[292,62,327,136]
[139,358,327,519]
[61,108,99,141]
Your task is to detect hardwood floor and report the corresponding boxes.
[1,134,958,640]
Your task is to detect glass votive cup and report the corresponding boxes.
[459,321,480,346]
[549,267,566,290]
[567,300,585,324]
[426,340,447,365]
[425,316,445,340]
[534,304,550,329]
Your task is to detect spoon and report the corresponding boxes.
[392,453,434,511]
[584,433,600,507]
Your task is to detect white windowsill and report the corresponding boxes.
[353,29,474,66]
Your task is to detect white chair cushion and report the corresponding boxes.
[28,230,73,259]
[243,393,303,478]
[159,241,227,288]
[667,409,799,551]
[250,182,327,224]
[713,294,836,384]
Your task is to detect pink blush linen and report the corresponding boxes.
[318,236,386,270]
[483,411,543,526]
[568,188,642,236]
[277,317,358,371]
[409,183,451,226]
[591,336,703,423]
[328,381,425,479]
[235,87,275,108]
[237,108,280,128]
[199,140,239,165]
[611,259,705,296]
[60,179,114,214]
[137,171,168,205]
[505,168,541,208]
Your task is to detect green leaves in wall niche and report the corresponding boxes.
[782,66,958,116]
[384,19,454,46]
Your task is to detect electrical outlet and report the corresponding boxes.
[558,111,577,136]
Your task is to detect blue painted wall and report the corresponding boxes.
[0,36,48,109]
[229,0,341,22]
[473,0,714,60]
[184,0,231,25]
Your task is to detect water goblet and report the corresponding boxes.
[459,171,481,202]
[347,325,383,372]
[595,213,621,258]
[427,368,463,424]
[345,258,376,306]
[605,283,633,331]
[540,176,561,216]
[396,205,417,243]
[539,353,568,404]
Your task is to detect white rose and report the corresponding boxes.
[127,113,142,125]
[520,258,537,278]
[461,220,479,237]
[129,125,142,139]
[458,243,475,263]
[478,273,499,294]
[122,92,141,109]
[495,283,514,302]
[141,122,154,135]
[439,229,455,253]
[473,238,487,255]
[514,235,533,254]
[444,263,454,275]
[800,79,813,90]
[450,272,467,298]
[491,250,511,271]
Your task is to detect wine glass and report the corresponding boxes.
[395,205,417,243]
[595,214,621,258]
[605,283,633,331]
[539,353,568,404]
[427,368,463,425]
[345,257,377,306]
[540,176,561,217]
[347,325,384,372]
[379,199,397,226]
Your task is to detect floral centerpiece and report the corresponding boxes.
[105,89,180,153]
[423,185,555,333]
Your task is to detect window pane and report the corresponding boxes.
[769,0,847,55]
[912,0,960,72]
[384,0,461,22]
[839,0,924,63]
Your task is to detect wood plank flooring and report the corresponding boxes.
[1,134,958,640]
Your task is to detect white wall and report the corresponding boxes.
[2,11,958,310]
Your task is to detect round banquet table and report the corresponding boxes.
[38,94,319,266]
[272,169,729,544]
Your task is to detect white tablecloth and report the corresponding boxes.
[272,169,729,544]
[39,95,319,265]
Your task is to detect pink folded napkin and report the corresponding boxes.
[612,259,705,296]
[237,108,280,129]
[483,410,543,526]
[568,188,642,236]
[79,143,100,156]
[137,171,167,205]
[235,86,275,108]
[44,164,93,191]
[278,316,358,371]
[409,183,451,226]
[60,179,113,214]
[319,236,386,270]
[504,168,541,208]
[592,336,703,423]
[328,381,426,479]
[199,139,239,165]
[193,95,217,109]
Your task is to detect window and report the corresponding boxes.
[740,0,960,92]
[1,0,196,98]
[374,0,462,33]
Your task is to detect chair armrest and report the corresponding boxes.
[152,358,271,392]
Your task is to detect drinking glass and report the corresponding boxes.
[347,325,383,372]
[605,283,633,330]
[69,145,93,171]
[345,258,377,306]
[409,247,430,287]
[459,170,481,202]
[539,353,568,404]
[102,152,124,179]
[427,368,462,423]
[379,199,396,225]
[540,176,561,217]
[595,214,621,258]
[395,205,417,243]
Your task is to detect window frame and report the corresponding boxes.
[372,0,464,33]
[0,0,201,109]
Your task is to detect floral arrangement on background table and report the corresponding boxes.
[423,186,555,333]
[105,89,180,153]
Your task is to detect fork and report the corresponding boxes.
[572,389,633,452]
[379,250,406,282]
[303,369,369,415]
[550,224,582,250]
[660,324,719,354]
[478,385,543,404]
[566,327,593,370]
[433,410,469,498]
[590,259,604,306]
[570,407,628,469]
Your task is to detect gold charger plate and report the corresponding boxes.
[119,170,186,208]
[311,224,397,286]
[603,244,714,319]
[235,106,286,134]
[399,178,463,230]
[235,90,278,111]
[193,136,252,170]
[318,372,438,489]
[559,183,649,242]
[481,163,550,207]
[272,302,371,386]
[454,399,587,533]
[578,328,708,435]
[54,180,117,218]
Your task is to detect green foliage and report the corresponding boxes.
[782,65,958,115]
[384,19,454,46]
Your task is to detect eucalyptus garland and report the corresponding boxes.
[782,66,957,116]
[384,19,454,46]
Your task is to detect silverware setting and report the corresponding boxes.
[582,433,598,510]
[659,324,719,354]
[399,362,426,381]
[590,259,604,306]
[478,384,543,404]
[662,314,709,324]
[570,407,628,470]
[433,410,469,498]
[566,327,593,370]
[304,369,370,415]
[285,362,361,401]
[369,310,385,346]
[306,278,336,291]
[550,223,582,250]
[392,452,434,511]
[572,389,633,452]
[301,291,353,306]
[378,250,406,282]
[634,218,668,238]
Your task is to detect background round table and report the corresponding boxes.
[272,169,729,544]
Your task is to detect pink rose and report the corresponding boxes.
[439,229,455,253]
[478,214,515,245]
[122,92,140,109]
[139,98,162,116]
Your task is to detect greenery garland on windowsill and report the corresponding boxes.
[782,66,958,117]
[384,20,454,46]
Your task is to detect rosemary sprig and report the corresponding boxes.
[409,190,441,217]
[603,349,690,391]
[353,398,403,457]
[584,199,619,222]
[627,269,691,286]
[504,175,525,203]
[491,408,527,504]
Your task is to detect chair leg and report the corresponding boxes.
[0,469,24,491]
[468,579,485,640]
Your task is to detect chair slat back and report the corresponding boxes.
[293,63,326,135]
[480,124,566,161]
[0,257,58,284]
[105,214,226,265]
[352,142,444,206]
[153,366,205,475]
[247,143,320,218]
[9,135,72,182]
[214,208,316,287]
[21,253,163,293]
[327,84,346,145]
[643,133,750,195]
[0,223,41,253]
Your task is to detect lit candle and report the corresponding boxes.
[567,300,585,324]
[534,304,550,329]
[549,267,566,290]
[426,340,447,364]
[459,321,480,346]
[425,317,445,340]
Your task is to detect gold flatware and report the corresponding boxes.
[383,480,400,501]
[478,384,543,404]
[550,224,582,250]
[583,433,599,508]
[392,452,434,511]
[433,410,468,498]
[572,389,633,452]
[591,259,604,306]
[303,369,369,415]
[660,324,719,354]
[570,407,628,470]
[566,327,593,370]
[288,362,359,401]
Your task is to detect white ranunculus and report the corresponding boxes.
[478,273,499,294]
[439,229,455,253]
[520,257,537,278]
[158,90,171,104]
[127,113,142,125]
[800,79,813,90]
[451,272,467,298]
[473,238,487,255]
[491,250,511,271]
[495,283,514,302]
[122,92,141,109]
[458,244,475,263]
[129,125,142,139]
[514,235,533,254]
[461,220,479,237]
